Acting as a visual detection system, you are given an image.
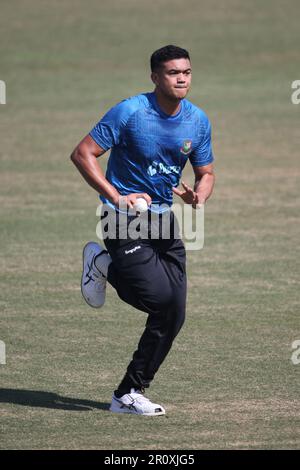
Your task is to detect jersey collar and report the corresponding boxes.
[150,92,183,119]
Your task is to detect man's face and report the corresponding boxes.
[152,58,192,101]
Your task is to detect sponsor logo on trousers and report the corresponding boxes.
[125,246,141,255]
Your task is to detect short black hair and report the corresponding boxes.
[150,45,190,72]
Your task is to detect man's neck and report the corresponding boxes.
[154,89,182,116]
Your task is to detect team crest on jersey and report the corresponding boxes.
[180,139,192,155]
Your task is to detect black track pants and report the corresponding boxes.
[101,207,187,393]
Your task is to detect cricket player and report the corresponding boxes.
[71,45,215,416]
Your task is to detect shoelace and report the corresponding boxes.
[130,390,151,404]
[135,395,151,404]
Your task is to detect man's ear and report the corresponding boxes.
[151,72,159,86]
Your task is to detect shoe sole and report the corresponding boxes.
[110,408,165,416]
[109,404,166,416]
[81,242,106,309]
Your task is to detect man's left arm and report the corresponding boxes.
[172,163,215,208]
[193,163,215,206]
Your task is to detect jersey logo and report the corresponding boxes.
[180,139,192,155]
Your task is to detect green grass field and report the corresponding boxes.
[1,0,300,449]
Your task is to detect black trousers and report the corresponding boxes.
[101,207,187,394]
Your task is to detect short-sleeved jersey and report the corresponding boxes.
[90,92,214,212]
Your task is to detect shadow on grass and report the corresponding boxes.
[0,388,110,411]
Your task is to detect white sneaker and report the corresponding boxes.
[81,242,111,308]
[110,388,166,416]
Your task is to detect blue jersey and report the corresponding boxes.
[90,92,214,212]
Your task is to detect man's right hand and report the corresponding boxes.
[116,193,152,210]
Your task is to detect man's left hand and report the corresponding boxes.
[172,181,205,209]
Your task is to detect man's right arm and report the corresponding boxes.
[70,134,121,205]
[70,134,152,208]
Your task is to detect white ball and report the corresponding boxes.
[133,197,148,213]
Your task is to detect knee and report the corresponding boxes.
[153,285,174,310]
[151,288,186,335]
[159,306,186,340]
[141,284,173,313]
[172,307,186,336]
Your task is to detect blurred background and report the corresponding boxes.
[0,0,299,449]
